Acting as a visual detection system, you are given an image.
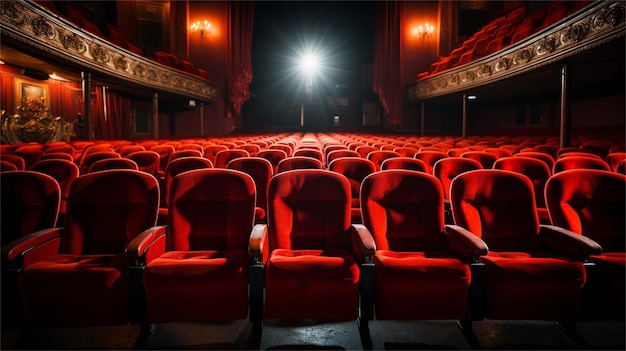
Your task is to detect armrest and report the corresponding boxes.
[350,224,376,263]
[444,225,489,263]
[126,226,166,266]
[540,224,603,261]
[2,228,61,265]
[248,224,268,265]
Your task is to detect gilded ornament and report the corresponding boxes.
[1,0,25,25]
[450,74,460,85]
[560,23,588,45]
[160,73,171,84]
[147,69,158,81]
[114,56,130,71]
[31,16,56,40]
[477,64,492,77]
[512,49,532,65]
[437,78,448,89]
[460,71,475,82]
[61,31,86,53]
[89,44,110,64]
[535,36,557,55]
[134,63,146,78]
[495,56,511,71]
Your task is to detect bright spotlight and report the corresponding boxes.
[300,53,319,75]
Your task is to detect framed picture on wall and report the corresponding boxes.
[15,78,50,112]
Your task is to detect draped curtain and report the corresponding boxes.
[373,1,405,127]
[226,1,254,119]
[92,87,130,140]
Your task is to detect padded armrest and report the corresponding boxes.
[350,224,376,263]
[2,228,60,263]
[444,225,489,263]
[249,224,268,265]
[126,226,166,266]
[540,224,603,260]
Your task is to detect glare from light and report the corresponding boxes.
[300,53,320,75]
[467,95,477,100]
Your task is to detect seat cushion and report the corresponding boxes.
[481,252,585,320]
[19,254,128,326]
[374,250,470,320]
[143,250,249,322]
[265,249,359,319]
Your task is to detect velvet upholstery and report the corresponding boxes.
[360,170,483,320]
[264,170,373,321]
[493,156,552,224]
[449,169,591,321]
[277,156,323,173]
[380,157,428,172]
[1,171,61,326]
[366,150,401,171]
[414,151,448,175]
[30,158,80,214]
[17,170,160,327]
[78,151,121,174]
[545,169,626,320]
[552,156,610,174]
[432,157,482,225]
[257,149,288,174]
[157,156,213,225]
[88,158,139,172]
[328,158,376,224]
[142,169,256,323]
[227,157,273,223]
[214,149,250,168]
[127,150,161,178]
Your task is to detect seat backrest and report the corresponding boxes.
[493,156,551,208]
[214,149,250,168]
[553,156,611,174]
[367,150,401,171]
[163,157,213,207]
[30,159,80,213]
[361,170,445,252]
[461,151,498,169]
[277,156,323,173]
[78,151,121,174]
[127,150,160,177]
[326,149,360,164]
[267,169,351,251]
[0,153,26,170]
[201,145,229,166]
[1,171,61,242]
[119,145,145,157]
[450,169,541,252]
[605,152,626,172]
[170,149,203,163]
[227,157,273,212]
[515,151,555,172]
[0,160,18,172]
[432,157,482,201]
[545,169,626,252]
[61,170,159,255]
[150,144,176,173]
[380,157,428,172]
[257,149,288,174]
[328,157,376,204]
[168,169,256,251]
[88,158,139,173]
[37,152,74,162]
[414,151,449,175]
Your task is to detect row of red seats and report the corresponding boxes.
[417,1,592,80]
[33,1,210,81]
[2,164,623,336]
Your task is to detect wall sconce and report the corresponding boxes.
[415,22,435,39]
[190,20,212,37]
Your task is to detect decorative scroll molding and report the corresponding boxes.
[409,1,625,102]
[0,0,218,103]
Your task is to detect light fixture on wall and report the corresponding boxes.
[189,20,212,37]
[414,22,435,39]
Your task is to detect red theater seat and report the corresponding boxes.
[1,171,61,327]
[277,156,323,173]
[257,170,375,326]
[367,150,401,171]
[360,170,487,323]
[450,170,600,327]
[432,157,483,224]
[553,156,611,174]
[78,151,121,174]
[127,151,160,178]
[138,169,258,326]
[493,156,552,224]
[214,149,250,169]
[88,158,139,173]
[380,157,427,172]
[227,157,273,223]
[16,170,161,328]
[545,169,626,320]
[414,151,449,175]
[30,159,80,217]
[328,157,376,224]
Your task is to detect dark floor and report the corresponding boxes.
[2,318,624,350]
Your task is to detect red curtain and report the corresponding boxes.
[92,87,129,140]
[226,1,254,119]
[373,1,405,127]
